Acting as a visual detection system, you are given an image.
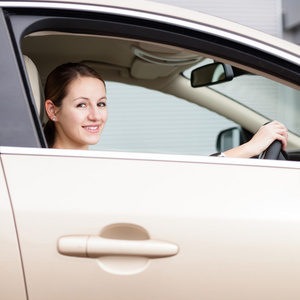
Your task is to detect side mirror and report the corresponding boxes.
[191,63,234,87]
[216,127,242,152]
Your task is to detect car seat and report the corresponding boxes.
[23,55,48,126]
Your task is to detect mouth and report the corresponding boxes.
[82,125,100,133]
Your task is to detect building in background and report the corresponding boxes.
[282,0,300,44]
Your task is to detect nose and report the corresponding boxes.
[88,105,101,121]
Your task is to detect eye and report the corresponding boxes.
[77,103,86,108]
[97,102,106,107]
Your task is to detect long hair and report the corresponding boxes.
[43,63,105,148]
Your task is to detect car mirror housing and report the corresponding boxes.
[191,63,234,87]
[216,126,242,152]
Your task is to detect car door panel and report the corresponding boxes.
[0,159,27,299]
[2,148,300,300]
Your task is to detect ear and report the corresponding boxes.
[45,99,57,121]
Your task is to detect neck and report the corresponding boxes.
[53,138,89,150]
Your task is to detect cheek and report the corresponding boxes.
[59,110,85,129]
[66,110,85,123]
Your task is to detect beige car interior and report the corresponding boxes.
[22,32,202,85]
[22,32,202,125]
[23,55,48,126]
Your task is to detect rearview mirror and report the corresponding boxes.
[191,63,234,87]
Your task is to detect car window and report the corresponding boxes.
[15,16,300,153]
[90,81,237,156]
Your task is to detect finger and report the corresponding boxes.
[275,131,288,151]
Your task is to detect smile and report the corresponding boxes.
[83,125,100,132]
[85,126,98,130]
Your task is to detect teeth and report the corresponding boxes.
[85,126,98,130]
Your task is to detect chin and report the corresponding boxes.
[86,138,101,146]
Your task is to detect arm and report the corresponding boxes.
[224,121,288,158]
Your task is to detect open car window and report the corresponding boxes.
[8,4,298,154]
[20,30,300,154]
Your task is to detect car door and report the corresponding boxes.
[0,162,27,299]
[2,148,300,300]
[1,1,300,300]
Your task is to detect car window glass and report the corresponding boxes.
[90,81,237,156]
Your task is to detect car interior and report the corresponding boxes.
[22,33,201,123]
[21,31,300,159]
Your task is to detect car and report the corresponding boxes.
[1,0,300,299]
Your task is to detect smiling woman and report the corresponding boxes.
[44,63,107,149]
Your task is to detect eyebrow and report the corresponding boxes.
[73,96,107,101]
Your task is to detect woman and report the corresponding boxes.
[44,62,107,149]
[44,63,288,156]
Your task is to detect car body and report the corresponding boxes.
[1,1,300,299]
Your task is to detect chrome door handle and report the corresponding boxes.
[58,236,179,258]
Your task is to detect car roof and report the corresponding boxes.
[2,0,300,61]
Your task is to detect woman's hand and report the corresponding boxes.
[224,121,288,158]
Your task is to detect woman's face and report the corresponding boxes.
[53,76,107,150]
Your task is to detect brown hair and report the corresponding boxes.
[44,63,105,148]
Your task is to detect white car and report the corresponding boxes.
[1,1,300,299]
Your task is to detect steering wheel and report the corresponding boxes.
[260,140,289,160]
